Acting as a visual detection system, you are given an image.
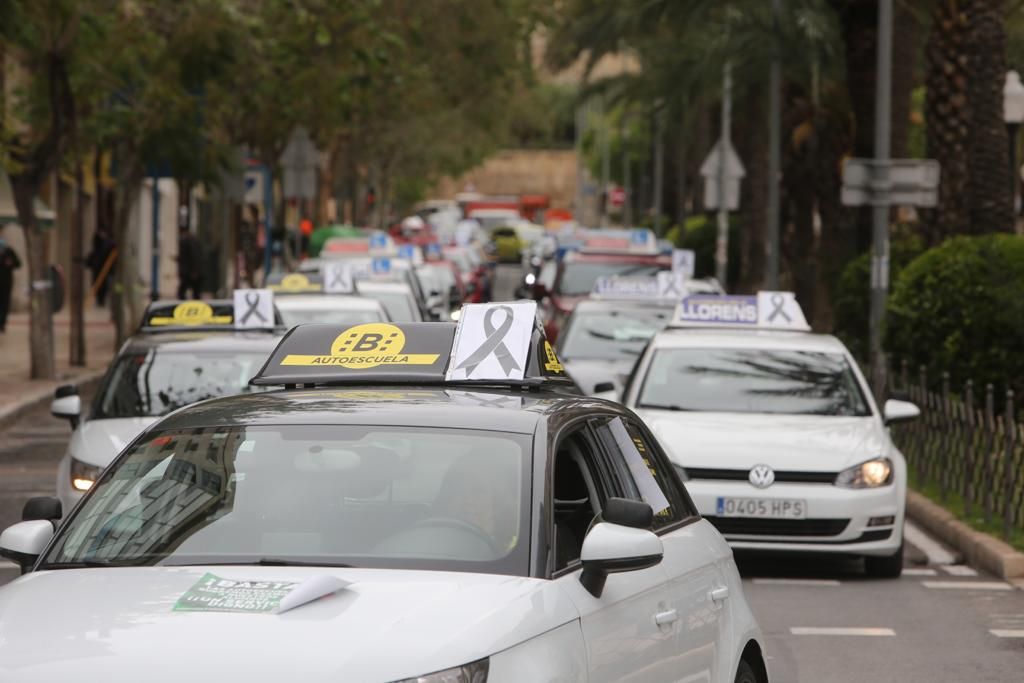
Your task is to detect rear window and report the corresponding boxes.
[558,261,664,296]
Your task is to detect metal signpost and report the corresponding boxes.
[700,131,745,287]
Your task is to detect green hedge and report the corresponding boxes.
[885,234,1024,395]
[833,231,924,360]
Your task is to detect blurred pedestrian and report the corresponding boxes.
[0,230,21,332]
[176,226,203,300]
[86,228,116,306]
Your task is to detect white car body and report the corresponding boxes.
[275,294,390,329]
[624,329,906,559]
[356,280,424,322]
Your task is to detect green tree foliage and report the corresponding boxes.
[885,234,1024,396]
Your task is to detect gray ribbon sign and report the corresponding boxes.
[454,305,521,378]
[766,293,791,323]
[240,292,268,324]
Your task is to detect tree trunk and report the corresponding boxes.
[112,158,144,344]
[70,161,85,366]
[924,0,972,242]
[965,0,1012,232]
[11,177,55,380]
[738,87,768,294]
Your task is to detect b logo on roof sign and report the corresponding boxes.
[280,323,440,369]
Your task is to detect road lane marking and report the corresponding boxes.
[922,581,1013,591]
[752,578,840,587]
[989,630,1024,638]
[789,627,895,637]
[902,568,938,576]
[905,520,958,565]
[941,564,978,576]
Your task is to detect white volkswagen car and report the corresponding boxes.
[4,310,768,682]
[621,292,920,577]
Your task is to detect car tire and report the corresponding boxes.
[735,659,759,683]
[864,543,903,578]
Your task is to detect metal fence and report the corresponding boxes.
[890,363,1023,541]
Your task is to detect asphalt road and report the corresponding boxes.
[3,266,1023,680]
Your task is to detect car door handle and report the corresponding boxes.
[710,586,730,603]
[654,609,679,626]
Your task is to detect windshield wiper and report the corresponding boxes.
[638,403,694,412]
[39,558,143,570]
[164,558,355,568]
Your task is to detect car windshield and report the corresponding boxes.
[559,309,669,361]
[42,425,529,575]
[278,306,386,327]
[364,290,419,321]
[93,350,269,419]
[558,261,665,296]
[637,348,871,416]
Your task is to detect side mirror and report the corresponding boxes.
[884,398,920,425]
[580,517,662,597]
[23,496,62,522]
[0,520,55,572]
[51,385,81,429]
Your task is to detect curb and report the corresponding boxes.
[906,490,1024,579]
[0,369,106,434]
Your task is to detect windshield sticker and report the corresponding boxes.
[174,573,298,614]
[608,418,670,514]
[149,301,233,326]
[543,341,564,373]
[280,323,440,368]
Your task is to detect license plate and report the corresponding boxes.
[716,497,807,519]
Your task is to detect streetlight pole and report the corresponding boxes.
[1003,71,1024,220]
[868,0,893,400]
[767,0,782,289]
[715,62,732,287]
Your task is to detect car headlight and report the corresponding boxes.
[70,457,101,492]
[449,308,462,321]
[394,658,488,683]
[673,463,689,482]
[834,458,893,489]
[524,272,536,286]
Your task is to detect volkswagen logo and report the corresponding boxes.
[748,464,775,489]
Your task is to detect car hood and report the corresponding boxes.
[0,566,578,682]
[69,418,159,468]
[563,358,634,396]
[638,410,886,471]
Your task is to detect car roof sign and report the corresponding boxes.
[672,291,810,331]
[267,272,324,294]
[250,302,573,388]
[140,297,285,333]
[591,272,686,301]
[234,289,276,330]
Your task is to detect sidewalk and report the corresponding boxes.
[0,304,117,428]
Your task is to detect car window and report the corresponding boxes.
[551,426,608,572]
[44,425,531,576]
[93,350,270,419]
[558,308,670,361]
[364,291,419,322]
[590,417,692,530]
[557,261,664,296]
[637,347,871,416]
[279,307,387,327]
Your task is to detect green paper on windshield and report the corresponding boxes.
[174,573,297,614]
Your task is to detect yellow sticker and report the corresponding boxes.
[269,273,322,293]
[543,341,564,373]
[281,323,440,369]
[149,301,232,326]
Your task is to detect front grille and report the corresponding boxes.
[686,467,837,484]
[704,516,850,537]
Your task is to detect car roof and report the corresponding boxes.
[357,280,414,294]
[274,295,385,312]
[564,252,670,264]
[122,331,284,354]
[649,327,851,354]
[154,387,613,434]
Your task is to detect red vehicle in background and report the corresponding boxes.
[533,231,670,342]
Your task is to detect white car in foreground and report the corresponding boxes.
[622,292,920,577]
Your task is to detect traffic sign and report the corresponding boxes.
[841,158,940,207]
[700,138,746,211]
[280,127,319,200]
[608,186,626,207]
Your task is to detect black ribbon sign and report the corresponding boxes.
[327,265,351,292]
[240,291,268,325]
[659,272,682,297]
[455,305,521,377]
[766,293,791,323]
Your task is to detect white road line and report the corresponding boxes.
[790,627,895,637]
[922,581,1013,591]
[902,568,938,576]
[989,629,1024,638]
[904,520,958,565]
[941,564,978,577]
[752,578,841,587]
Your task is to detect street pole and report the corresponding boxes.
[868,0,893,400]
[652,108,665,235]
[262,165,273,281]
[767,0,782,289]
[1008,123,1019,215]
[600,98,610,227]
[150,173,160,301]
[715,62,732,286]
[575,102,586,226]
[622,112,633,228]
